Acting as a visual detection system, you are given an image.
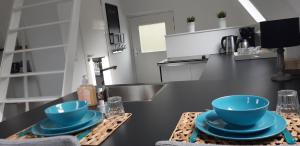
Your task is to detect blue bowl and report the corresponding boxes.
[212,95,269,126]
[44,100,88,126]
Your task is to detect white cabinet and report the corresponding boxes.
[190,63,206,80]
[160,61,206,82]
[161,63,191,82]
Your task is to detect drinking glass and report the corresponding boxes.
[107,96,125,117]
[276,90,300,116]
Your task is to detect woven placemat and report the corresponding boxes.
[170,112,300,145]
[7,113,132,146]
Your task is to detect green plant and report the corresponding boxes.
[217,11,226,18]
[187,16,195,23]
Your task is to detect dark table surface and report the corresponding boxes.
[1,54,300,146]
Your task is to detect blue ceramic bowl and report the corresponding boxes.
[212,95,269,126]
[44,100,88,126]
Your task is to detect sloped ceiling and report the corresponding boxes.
[0,0,13,48]
[286,0,300,16]
[250,0,300,59]
[251,0,299,20]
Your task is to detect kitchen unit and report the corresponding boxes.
[1,54,300,146]
[1,0,300,145]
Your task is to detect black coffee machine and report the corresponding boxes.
[239,27,256,47]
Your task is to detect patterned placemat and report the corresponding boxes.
[7,113,132,146]
[170,112,300,145]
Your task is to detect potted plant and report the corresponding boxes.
[217,11,227,28]
[187,16,196,32]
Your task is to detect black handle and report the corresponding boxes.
[221,37,226,50]
[101,66,117,72]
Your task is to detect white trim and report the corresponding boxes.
[166,25,247,37]
[62,0,81,95]
[127,10,174,18]
[21,31,29,111]
[9,20,70,32]
[0,70,64,78]
[0,0,24,122]
[14,0,70,11]
[0,96,59,103]
[5,44,67,54]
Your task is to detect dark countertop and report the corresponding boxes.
[1,54,300,146]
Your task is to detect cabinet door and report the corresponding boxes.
[190,63,206,80]
[161,64,191,82]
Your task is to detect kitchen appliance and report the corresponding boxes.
[220,35,238,53]
[237,39,249,49]
[239,27,255,47]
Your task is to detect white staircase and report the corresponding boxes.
[0,0,81,121]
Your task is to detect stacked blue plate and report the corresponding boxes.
[194,95,287,140]
[31,101,103,136]
[195,110,286,140]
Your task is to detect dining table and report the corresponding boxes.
[1,54,300,146]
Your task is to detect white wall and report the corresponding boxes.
[101,0,137,85]
[121,0,256,34]
[251,0,298,21]
[57,1,92,91]
[282,1,300,60]
[287,0,300,16]
[79,0,108,58]
[0,0,13,48]
[58,0,137,86]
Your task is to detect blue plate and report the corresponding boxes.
[32,111,103,136]
[39,110,96,132]
[195,111,286,140]
[205,110,274,134]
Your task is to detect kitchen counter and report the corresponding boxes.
[1,54,300,146]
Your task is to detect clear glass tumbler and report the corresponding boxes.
[276,90,300,116]
[107,96,125,117]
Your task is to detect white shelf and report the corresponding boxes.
[14,0,69,11]
[165,24,257,38]
[9,20,69,32]
[5,44,67,54]
[0,96,59,103]
[1,70,64,78]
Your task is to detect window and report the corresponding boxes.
[239,0,266,22]
[138,22,167,53]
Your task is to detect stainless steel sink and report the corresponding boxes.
[106,84,165,102]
